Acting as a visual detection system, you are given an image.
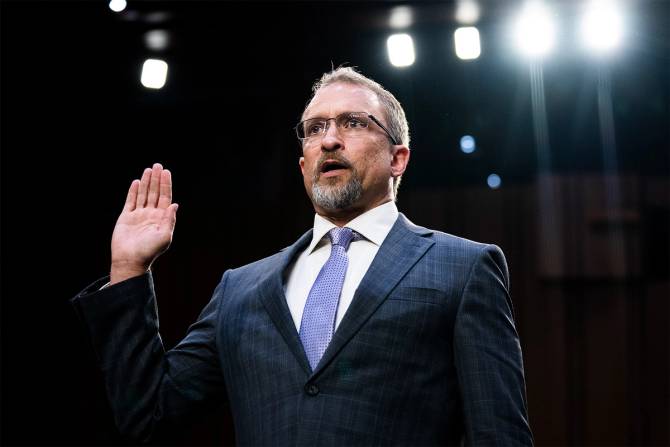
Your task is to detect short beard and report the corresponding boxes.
[311,170,363,211]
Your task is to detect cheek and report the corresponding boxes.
[361,146,391,174]
[301,155,317,181]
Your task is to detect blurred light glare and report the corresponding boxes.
[387,34,415,67]
[515,2,556,57]
[581,1,624,52]
[145,11,171,23]
[455,0,480,25]
[487,174,502,189]
[108,0,126,13]
[460,135,476,153]
[389,6,413,29]
[144,30,169,51]
[141,59,168,89]
[454,27,481,60]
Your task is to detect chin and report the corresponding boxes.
[311,181,362,211]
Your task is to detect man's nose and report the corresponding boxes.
[321,120,343,152]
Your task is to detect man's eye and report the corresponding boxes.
[306,122,324,135]
[345,118,365,128]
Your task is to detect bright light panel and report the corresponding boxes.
[514,2,556,57]
[460,135,476,153]
[141,59,168,89]
[387,34,415,67]
[487,173,502,189]
[108,0,126,13]
[455,0,480,25]
[144,30,169,51]
[454,27,481,60]
[581,0,624,52]
[389,6,413,29]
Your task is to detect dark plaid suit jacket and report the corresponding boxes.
[72,213,533,446]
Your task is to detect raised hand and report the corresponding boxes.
[110,163,179,285]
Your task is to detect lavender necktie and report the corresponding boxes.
[300,227,357,371]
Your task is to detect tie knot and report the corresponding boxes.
[327,227,356,250]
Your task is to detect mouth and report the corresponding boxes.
[319,159,350,178]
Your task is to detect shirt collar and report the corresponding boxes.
[306,201,399,255]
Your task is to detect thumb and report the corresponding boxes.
[164,203,179,230]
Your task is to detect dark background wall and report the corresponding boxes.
[2,1,668,445]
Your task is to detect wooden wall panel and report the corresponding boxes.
[401,175,669,446]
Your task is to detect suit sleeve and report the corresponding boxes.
[453,245,534,446]
[70,272,228,444]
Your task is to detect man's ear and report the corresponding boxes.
[299,157,305,176]
[390,145,410,178]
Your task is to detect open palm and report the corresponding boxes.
[111,163,178,283]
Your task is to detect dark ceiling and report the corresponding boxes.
[3,1,668,192]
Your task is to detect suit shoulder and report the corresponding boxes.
[401,214,495,251]
[417,227,506,270]
[427,228,497,254]
[219,229,310,285]
[225,250,285,280]
[399,214,504,260]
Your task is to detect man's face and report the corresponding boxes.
[299,82,405,217]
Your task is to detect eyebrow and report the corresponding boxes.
[302,111,363,121]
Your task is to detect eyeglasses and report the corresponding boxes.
[295,111,399,145]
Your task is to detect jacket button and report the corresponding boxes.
[305,383,319,396]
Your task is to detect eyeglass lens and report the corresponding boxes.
[298,112,369,139]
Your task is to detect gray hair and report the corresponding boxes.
[305,66,410,197]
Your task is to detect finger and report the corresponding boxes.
[147,162,163,208]
[123,179,140,212]
[157,169,172,209]
[136,168,152,208]
[161,203,179,233]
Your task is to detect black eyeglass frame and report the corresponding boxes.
[295,112,400,146]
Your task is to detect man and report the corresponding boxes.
[72,67,533,446]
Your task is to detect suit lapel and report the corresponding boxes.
[257,229,313,375]
[313,213,434,376]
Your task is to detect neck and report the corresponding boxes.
[316,197,393,227]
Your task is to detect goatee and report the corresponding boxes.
[311,169,363,211]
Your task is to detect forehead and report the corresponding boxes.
[303,83,383,119]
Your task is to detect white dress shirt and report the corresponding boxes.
[284,201,399,332]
